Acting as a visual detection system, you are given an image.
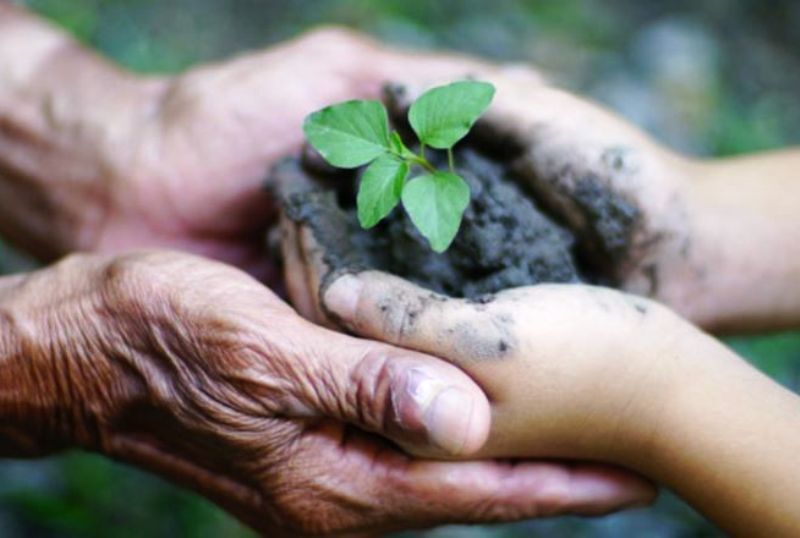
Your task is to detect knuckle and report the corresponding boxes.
[100,252,165,307]
[97,251,196,329]
[101,251,163,289]
[533,480,571,517]
[347,347,396,432]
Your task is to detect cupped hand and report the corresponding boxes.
[280,213,691,466]
[91,29,533,284]
[1,250,654,535]
[322,270,695,467]
[386,75,712,323]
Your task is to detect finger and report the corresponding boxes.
[323,270,508,367]
[280,314,492,457]
[278,425,656,535]
[280,214,320,322]
[385,459,656,521]
[297,224,338,328]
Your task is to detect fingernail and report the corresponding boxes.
[412,380,475,456]
[395,369,483,456]
[324,274,362,320]
[425,387,475,455]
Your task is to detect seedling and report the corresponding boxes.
[303,81,495,252]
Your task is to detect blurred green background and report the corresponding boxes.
[1,0,799,536]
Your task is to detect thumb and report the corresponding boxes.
[291,320,491,458]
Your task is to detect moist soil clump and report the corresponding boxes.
[354,148,581,297]
[275,142,605,299]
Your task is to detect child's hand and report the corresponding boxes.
[281,159,800,538]
[384,76,710,324]
[321,270,694,464]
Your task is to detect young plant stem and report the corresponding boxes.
[447,148,455,172]
[390,146,437,174]
[410,155,437,174]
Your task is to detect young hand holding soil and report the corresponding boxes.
[280,225,800,535]
[279,74,800,536]
[321,271,800,538]
[462,76,800,332]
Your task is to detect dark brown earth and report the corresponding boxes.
[273,137,638,299]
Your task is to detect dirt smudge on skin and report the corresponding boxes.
[569,175,640,275]
[369,287,518,361]
[441,315,517,363]
[446,309,517,362]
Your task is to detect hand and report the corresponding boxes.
[281,215,692,465]
[322,270,691,465]
[278,212,692,471]
[385,75,714,324]
[87,29,527,283]
[318,269,800,538]
[1,8,517,280]
[0,251,655,535]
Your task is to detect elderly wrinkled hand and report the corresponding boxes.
[0,8,522,281]
[0,250,654,535]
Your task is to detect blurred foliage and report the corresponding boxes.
[1,0,799,536]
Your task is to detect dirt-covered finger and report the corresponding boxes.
[323,270,518,366]
[281,215,320,321]
[297,224,339,327]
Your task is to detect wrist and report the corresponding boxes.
[588,305,709,465]
[0,255,145,456]
[0,271,65,455]
[0,6,167,259]
[642,328,800,535]
[676,157,800,332]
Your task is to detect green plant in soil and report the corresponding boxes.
[303,81,495,252]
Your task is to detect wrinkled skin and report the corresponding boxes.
[0,251,655,536]
[0,10,659,533]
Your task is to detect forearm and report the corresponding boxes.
[480,324,800,536]
[646,329,800,536]
[685,150,800,332]
[0,4,163,259]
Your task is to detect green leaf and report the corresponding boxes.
[401,172,470,252]
[303,100,390,168]
[357,155,408,228]
[408,81,495,149]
